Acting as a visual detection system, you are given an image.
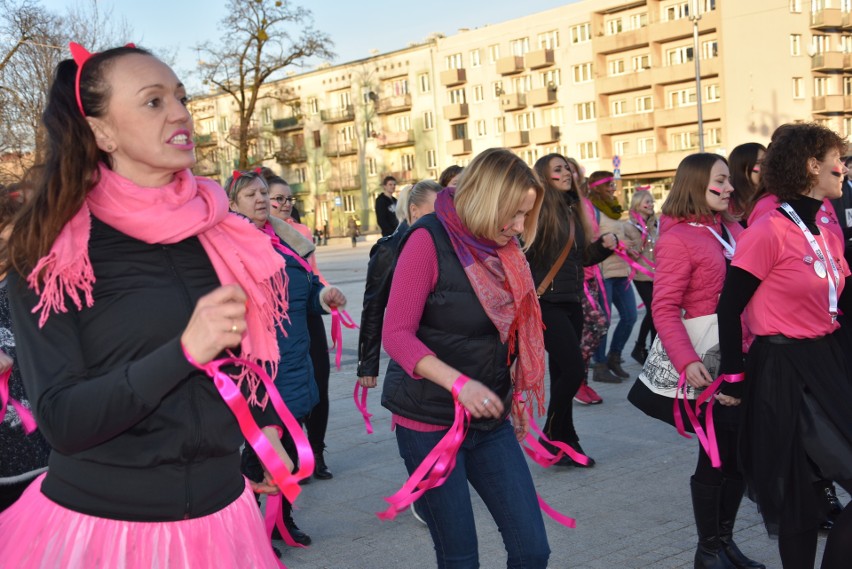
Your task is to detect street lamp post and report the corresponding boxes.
[690,0,704,152]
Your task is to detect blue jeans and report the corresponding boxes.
[395,421,550,569]
[593,276,638,363]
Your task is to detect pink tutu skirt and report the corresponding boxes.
[0,474,280,568]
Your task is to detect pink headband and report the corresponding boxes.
[635,185,651,192]
[70,41,136,117]
[589,176,614,188]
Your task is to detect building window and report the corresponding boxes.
[706,127,721,146]
[495,117,505,134]
[472,84,484,103]
[790,34,801,56]
[401,154,415,171]
[575,102,596,122]
[419,73,431,93]
[543,106,564,126]
[611,99,627,116]
[638,137,655,154]
[608,59,626,76]
[512,74,533,94]
[262,107,273,124]
[793,77,804,99]
[614,140,630,156]
[577,141,599,160]
[520,149,540,166]
[606,18,623,35]
[470,49,481,67]
[790,0,801,12]
[702,40,718,59]
[451,122,468,141]
[394,115,411,132]
[448,88,466,104]
[475,120,487,137]
[488,44,500,63]
[317,163,325,182]
[663,2,690,22]
[424,111,434,131]
[516,112,536,131]
[570,23,591,44]
[537,30,560,49]
[704,0,716,10]
[666,45,694,66]
[492,81,504,98]
[572,63,593,83]
[511,37,530,56]
[845,76,852,96]
[540,69,561,87]
[845,117,852,137]
[427,150,437,169]
[295,166,307,183]
[445,53,463,69]
[632,54,651,72]
[629,13,649,29]
[668,88,696,108]
[367,158,377,176]
[812,35,829,55]
[670,131,698,151]
[705,84,721,102]
[814,76,829,97]
[219,116,230,132]
[308,97,319,115]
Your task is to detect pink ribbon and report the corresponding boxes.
[330,307,359,371]
[673,371,745,468]
[612,242,655,282]
[181,349,314,504]
[353,381,374,434]
[376,375,471,520]
[0,369,37,434]
[591,267,610,320]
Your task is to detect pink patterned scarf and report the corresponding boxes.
[28,165,288,404]
[435,189,546,414]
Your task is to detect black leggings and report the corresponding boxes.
[633,280,656,348]
[305,313,330,452]
[778,478,852,569]
[693,426,740,485]
[540,301,584,444]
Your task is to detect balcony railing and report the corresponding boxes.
[527,87,557,107]
[440,68,467,87]
[503,131,529,148]
[500,93,526,112]
[328,175,359,191]
[320,105,355,123]
[444,103,470,121]
[813,95,845,114]
[811,8,843,30]
[812,52,844,71]
[496,55,524,75]
[324,140,358,156]
[378,130,415,148]
[194,132,218,146]
[530,126,559,145]
[273,116,304,131]
[525,49,554,70]
[447,139,472,156]
[276,144,308,164]
[376,94,412,115]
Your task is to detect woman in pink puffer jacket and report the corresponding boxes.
[640,153,764,569]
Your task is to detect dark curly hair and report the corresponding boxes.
[762,123,847,202]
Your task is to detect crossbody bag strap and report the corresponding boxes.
[536,216,576,297]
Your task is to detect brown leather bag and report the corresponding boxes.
[536,217,576,297]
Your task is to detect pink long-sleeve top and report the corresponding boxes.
[382,228,446,432]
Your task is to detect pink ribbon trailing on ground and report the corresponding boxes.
[0,369,37,434]
[353,381,374,434]
[673,371,745,468]
[376,375,472,520]
[330,307,359,371]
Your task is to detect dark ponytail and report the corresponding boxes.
[6,45,150,280]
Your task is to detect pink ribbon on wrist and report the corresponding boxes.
[674,371,745,468]
[376,375,471,520]
[0,369,37,434]
[353,381,374,434]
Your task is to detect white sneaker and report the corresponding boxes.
[410,502,427,526]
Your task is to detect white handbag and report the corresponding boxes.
[638,313,720,400]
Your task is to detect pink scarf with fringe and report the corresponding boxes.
[28,165,288,405]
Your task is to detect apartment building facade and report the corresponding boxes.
[189,0,845,233]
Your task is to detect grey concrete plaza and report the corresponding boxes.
[275,236,841,569]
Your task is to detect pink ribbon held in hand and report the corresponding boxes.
[353,381,374,434]
[673,371,745,468]
[330,307,359,371]
[0,369,37,434]
[182,348,314,505]
[376,375,472,521]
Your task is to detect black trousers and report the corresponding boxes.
[633,280,656,347]
[305,313,330,452]
[540,301,584,444]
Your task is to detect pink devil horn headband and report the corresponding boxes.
[69,41,137,117]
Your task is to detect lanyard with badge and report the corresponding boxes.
[780,202,840,322]
[689,221,736,260]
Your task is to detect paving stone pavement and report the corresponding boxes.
[273,236,843,569]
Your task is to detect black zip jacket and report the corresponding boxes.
[356,221,408,378]
[8,216,280,521]
[528,193,612,304]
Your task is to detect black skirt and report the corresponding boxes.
[742,332,852,537]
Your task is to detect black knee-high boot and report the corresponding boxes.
[691,477,735,569]
[718,478,765,569]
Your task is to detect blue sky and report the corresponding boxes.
[40,0,578,92]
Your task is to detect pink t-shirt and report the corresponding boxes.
[734,210,850,338]
[748,194,844,244]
